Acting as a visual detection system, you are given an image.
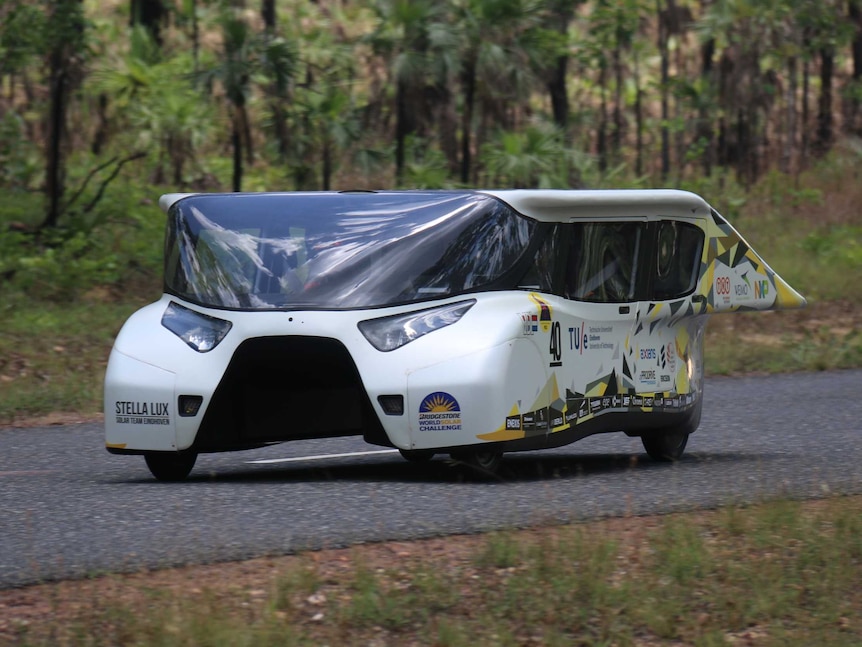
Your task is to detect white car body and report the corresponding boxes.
[105,189,805,480]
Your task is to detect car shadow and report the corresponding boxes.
[154,449,780,485]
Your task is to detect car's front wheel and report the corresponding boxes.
[641,429,689,462]
[144,452,198,481]
[450,450,503,475]
[399,448,435,463]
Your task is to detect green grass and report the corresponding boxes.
[4,496,861,645]
[0,293,152,423]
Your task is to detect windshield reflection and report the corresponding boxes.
[164,192,536,310]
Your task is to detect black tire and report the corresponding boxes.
[641,429,689,462]
[399,448,435,463]
[450,450,503,475]
[642,398,702,462]
[144,452,197,482]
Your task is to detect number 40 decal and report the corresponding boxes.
[549,321,562,367]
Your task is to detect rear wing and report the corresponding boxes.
[699,210,806,313]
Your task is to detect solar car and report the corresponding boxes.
[105,190,806,480]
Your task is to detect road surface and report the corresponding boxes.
[1,369,860,589]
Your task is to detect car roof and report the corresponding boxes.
[479,189,712,222]
[159,189,713,223]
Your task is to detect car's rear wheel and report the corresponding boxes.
[450,450,503,475]
[399,448,435,463]
[144,452,197,481]
[641,429,689,462]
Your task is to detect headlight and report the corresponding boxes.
[358,300,475,352]
[161,301,232,352]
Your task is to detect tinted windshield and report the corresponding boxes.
[164,192,537,310]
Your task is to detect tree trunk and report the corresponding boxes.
[129,0,166,45]
[42,0,85,230]
[44,47,68,229]
[658,0,670,181]
[232,115,243,192]
[597,60,608,173]
[261,0,276,32]
[698,36,715,177]
[545,0,576,139]
[191,0,200,73]
[782,56,798,175]
[322,140,332,191]
[802,58,810,165]
[848,0,862,135]
[547,54,569,130]
[91,93,109,155]
[460,57,477,185]
[634,55,644,177]
[815,46,834,156]
[395,79,410,185]
[611,46,624,163]
[238,102,254,166]
[434,83,460,175]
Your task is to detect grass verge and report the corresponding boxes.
[2,495,860,645]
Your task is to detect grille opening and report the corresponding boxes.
[194,336,384,450]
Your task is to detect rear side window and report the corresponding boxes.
[565,222,643,303]
[652,221,704,300]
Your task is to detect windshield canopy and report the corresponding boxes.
[164,192,537,310]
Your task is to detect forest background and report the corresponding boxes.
[1,0,861,422]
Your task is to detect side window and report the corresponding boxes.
[517,224,565,293]
[652,220,704,300]
[565,222,642,303]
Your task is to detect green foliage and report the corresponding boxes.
[402,137,453,188]
[801,226,862,267]
[481,122,586,188]
[0,1,46,73]
[0,112,41,189]
[11,232,120,301]
[0,171,165,305]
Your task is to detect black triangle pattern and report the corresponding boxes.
[606,369,618,394]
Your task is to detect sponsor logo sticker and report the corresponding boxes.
[578,399,589,419]
[115,400,170,425]
[534,408,549,431]
[549,406,565,428]
[520,312,538,335]
[418,392,462,432]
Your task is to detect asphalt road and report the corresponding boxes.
[1,369,861,589]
